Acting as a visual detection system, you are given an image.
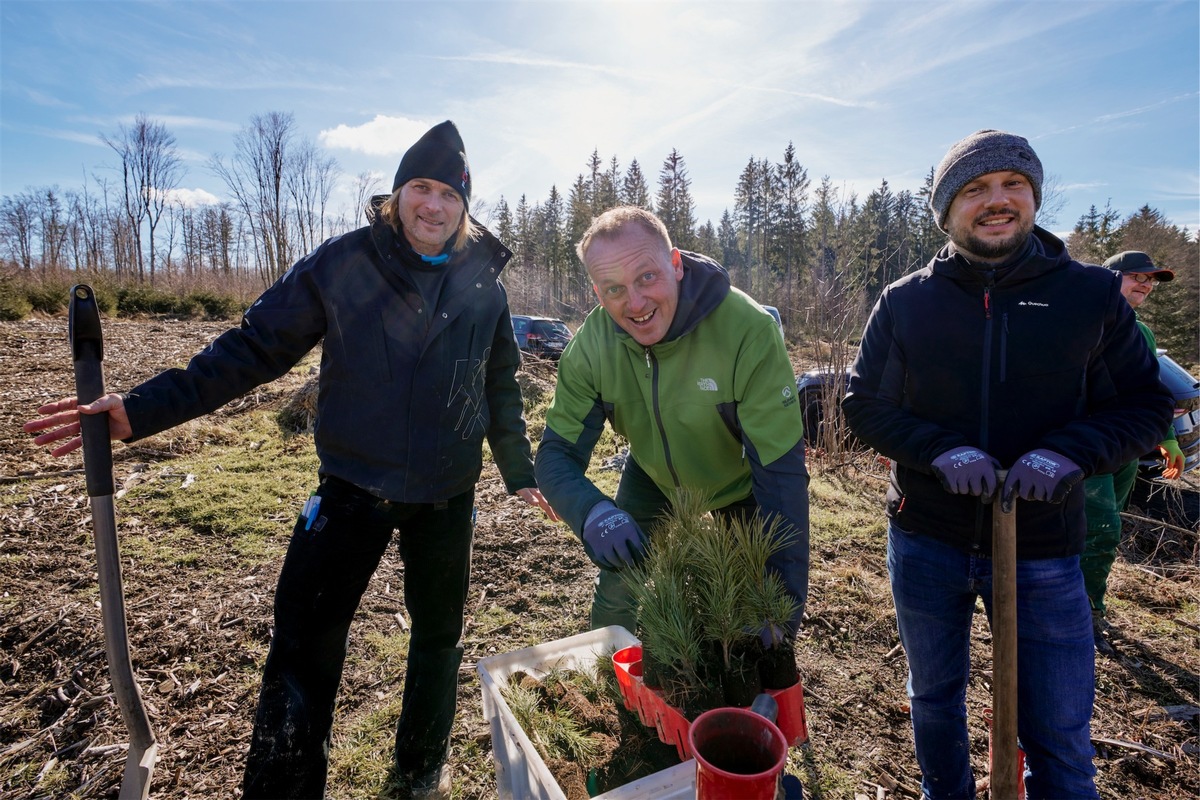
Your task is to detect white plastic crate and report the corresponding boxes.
[476,625,696,799]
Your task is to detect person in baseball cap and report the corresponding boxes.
[1104,250,1174,297]
[1081,250,1184,650]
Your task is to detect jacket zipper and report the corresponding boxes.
[974,274,997,552]
[646,347,682,488]
[1000,313,1009,383]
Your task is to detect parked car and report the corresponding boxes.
[795,367,855,449]
[761,305,784,337]
[795,351,1200,480]
[1138,350,1200,480]
[511,315,573,360]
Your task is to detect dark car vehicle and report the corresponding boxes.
[797,351,1200,481]
[1138,350,1200,480]
[761,304,784,336]
[512,315,573,360]
[795,367,855,450]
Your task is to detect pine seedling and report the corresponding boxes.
[729,512,801,646]
[502,674,600,764]
[688,508,757,671]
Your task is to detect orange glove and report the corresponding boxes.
[1158,440,1184,480]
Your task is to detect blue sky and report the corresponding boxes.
[2,0,1197,240]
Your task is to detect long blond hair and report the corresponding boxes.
[377,186,482,253]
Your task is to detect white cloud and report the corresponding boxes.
[319,115,433,157]
[166,187,221,207]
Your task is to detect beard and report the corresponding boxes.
[949,209,1034,263]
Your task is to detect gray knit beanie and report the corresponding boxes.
[930,129,1043,232]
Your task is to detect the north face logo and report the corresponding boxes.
[696,378,718,391]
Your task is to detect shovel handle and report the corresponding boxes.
[70,285,114,498]
[69,285,157,799]
[991,470,1020,800]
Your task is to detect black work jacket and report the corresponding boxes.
[842,228,1173,558]
[123,218,536,503]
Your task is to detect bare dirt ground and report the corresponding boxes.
[1,317,1196,799]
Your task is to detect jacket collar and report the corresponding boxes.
[665,250,732,340]
[368,216,511,287]
[933,226,1070,288]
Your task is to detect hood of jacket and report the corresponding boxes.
[931,226,1071,290]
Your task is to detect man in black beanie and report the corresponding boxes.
[25,120,557,799]
[843,130,1172,799]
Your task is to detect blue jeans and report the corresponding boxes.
[887,522,1097,800]
[243,478,474,798]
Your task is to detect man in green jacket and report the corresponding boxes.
[534,206,810,634]
[1082,250,1182,650]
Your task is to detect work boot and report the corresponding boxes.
[409,763,450,799]
[1092,612,1116,657]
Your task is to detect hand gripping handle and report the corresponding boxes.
[70,285,114,498]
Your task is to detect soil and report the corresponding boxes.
[1,317,1196,799]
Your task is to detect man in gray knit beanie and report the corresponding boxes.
[930,129,1043,233]
[844,126,1173,799]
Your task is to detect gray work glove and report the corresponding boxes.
[931,446,1001,497]
[581,501,648,571]
[1001,448,1084,512]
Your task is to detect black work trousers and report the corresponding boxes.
[242,477,474,799]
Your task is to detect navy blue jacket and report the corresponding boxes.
[123,218,536,503]
[842,228,1173,558]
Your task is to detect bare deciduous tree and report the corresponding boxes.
[286,139,339,256]
[351,171,383,227]
[101,113,184,283]
[210,111,297,285]
[0,191,38,270]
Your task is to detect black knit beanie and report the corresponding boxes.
[930,129,1043,232]
[392,120,471,210]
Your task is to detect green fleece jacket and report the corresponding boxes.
[536,251,805,531]
[1136,317,1178,445]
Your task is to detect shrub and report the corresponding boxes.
[24,278,72,314]
[184,290,244,320]
[0,284,33,320]
[117,284,184,316]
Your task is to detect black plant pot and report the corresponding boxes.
[759,638,800,690]
[722,655,763,707]
[640,644,664,690]
[681,680,724,721]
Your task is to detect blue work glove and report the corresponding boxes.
[931,446,1001,497]
[759,622,791,648]
[1001,448,1084,512]
[581,501,648,571]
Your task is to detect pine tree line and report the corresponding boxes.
[1,114,1194,362]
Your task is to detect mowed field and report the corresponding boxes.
[0,316,1196,799]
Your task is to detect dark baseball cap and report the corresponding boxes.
[1102,251,1174,282]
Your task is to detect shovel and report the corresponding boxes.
[990,471,1019,800]
[70,284,157,799]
